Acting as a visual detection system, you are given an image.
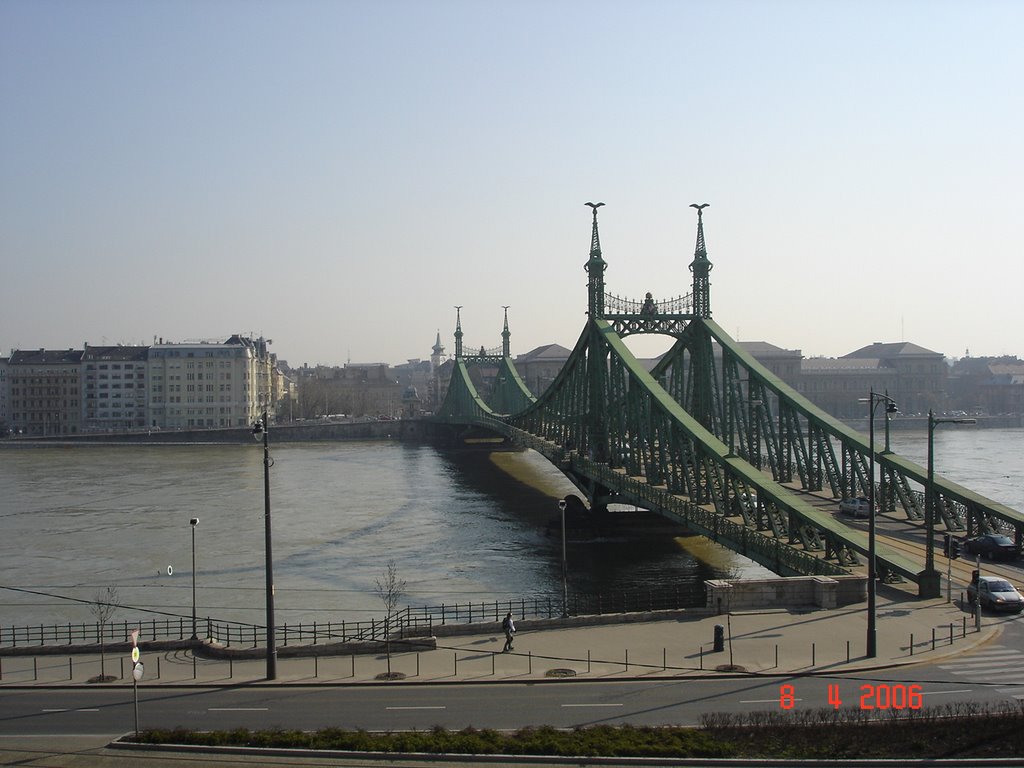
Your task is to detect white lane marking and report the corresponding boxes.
[740,698,801,704]
[921,689,973,696]
[208,707,269,712]
[41,708,99,713]
[561,703,624,708]
[386,706,446,710]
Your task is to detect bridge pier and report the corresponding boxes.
[917,569,942,599]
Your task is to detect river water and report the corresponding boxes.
[1,428,1020,628]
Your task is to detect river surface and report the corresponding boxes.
[1,428,1020,628]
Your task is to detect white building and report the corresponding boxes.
[147,335,273,429]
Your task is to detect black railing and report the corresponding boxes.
[1,586,707,650]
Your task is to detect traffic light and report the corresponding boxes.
[943,534,951,558]
[949,538,962,560]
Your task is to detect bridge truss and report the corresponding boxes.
[433,204,1024,591]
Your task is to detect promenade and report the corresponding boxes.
[2,588,1014,767]
[0,589,998,688]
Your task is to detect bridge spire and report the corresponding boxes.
[501,306,511,358]
[584,202,606,318]
[688,203,713,318]
[453,306,464,359]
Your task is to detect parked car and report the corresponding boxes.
[962,534,1020,561]
[838,497,872,518]
[967,575,1024,613]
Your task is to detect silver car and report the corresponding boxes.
[967,576,1024,613]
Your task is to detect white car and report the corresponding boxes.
[967,575,1024,613]
[838,497,872,518]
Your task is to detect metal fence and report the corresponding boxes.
[1,586,707,650]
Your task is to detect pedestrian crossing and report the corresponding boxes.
[938,647,1024,700]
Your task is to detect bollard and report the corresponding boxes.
[416,653,420,677]
[846,640,850,664]
[120,657,123,680]
[932,627,936,652]
[193,654,197,680]
[663,648,666,671]
[713,625,725,652]
[811,643,815,667]
[625,649,629,672]
[491,652,495,676]
[34,657,38,681]
[351,654,355,678]
[949,623,954,646]
[962,617,967,638]
[529,651,532,674]
[910,633,914,656]
[587,650,591,674]
[454,652,458,676]
[314,655,318,678]
[229,657,233,679]
[69,657,73,681]
[156,656,160,680]
[775,644,778,669]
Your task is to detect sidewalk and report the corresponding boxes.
[0,589,1003,688]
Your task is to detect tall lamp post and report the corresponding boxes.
[189,517,199,638]
[926,410,976,599]
[558,499,568,618]
[252,411,277,680]
[861,390,897,658]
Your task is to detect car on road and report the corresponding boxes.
[967,575,1024,613]
[838,497,872,518]
[962,534,1019,561]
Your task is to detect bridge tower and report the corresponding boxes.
[501,306,511,358]
[453,306,464,359]
[688,203,713,318]
[584,202,609,466]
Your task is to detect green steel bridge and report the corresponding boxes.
[432,203,1023,596]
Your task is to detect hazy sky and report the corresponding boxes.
[2,0,1021,368]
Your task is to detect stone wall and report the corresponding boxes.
[706,575,866,612]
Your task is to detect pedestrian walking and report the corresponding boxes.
[502,612,516,652]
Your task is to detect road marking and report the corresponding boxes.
[561,703,623,708]
[740,698,800,704]
[41,708,99,713]
[386,706,446,710]
[921,689,973,696]
[208,707,269,712]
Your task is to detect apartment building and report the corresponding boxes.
[82,345,149,431]
[147,336,274,429]
[7,348,84,436]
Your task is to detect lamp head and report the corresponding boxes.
[558,499,567,511]
[885,402,899,414]
[190,517,199,527]
[252,418,265,440]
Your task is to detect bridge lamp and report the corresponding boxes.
[252,411,277,680]
[558,499,569,618]
[859,391,897,659]
[926,411,976,601]
[189,517,199,638]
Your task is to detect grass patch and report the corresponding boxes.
[127,702,1024,760]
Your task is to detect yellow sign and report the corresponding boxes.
[131,646,140,664]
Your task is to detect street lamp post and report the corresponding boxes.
[926,410,976,600]
[861,390,897,658]
[252,411,277,680]
[189,517,199,638]
[558,499,568,618]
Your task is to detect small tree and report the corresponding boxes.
[88,585,120,682]
[374,560,407,678]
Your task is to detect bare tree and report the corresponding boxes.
[88,586,120,682]
[374,560,407,678]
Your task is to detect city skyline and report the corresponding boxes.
[2,1,1021,368]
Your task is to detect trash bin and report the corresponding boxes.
[713,624,725,652]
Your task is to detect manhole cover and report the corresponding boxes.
[375,671,407,680]
[714,664,747,673]
[545,668,577,678]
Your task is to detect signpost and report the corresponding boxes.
[129,629,142,736]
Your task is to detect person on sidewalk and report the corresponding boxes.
[502,612,516,652]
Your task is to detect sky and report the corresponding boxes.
[2,0,1021,369]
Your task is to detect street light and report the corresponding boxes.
[189,517,199,639]
[926,410,976,600]
[252,411,277,680]
[558,499,568,618]
[860,390,898,658]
